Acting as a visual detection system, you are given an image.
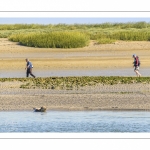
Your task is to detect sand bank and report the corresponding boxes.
[0,39,150,111]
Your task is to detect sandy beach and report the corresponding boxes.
[0,38,150,111]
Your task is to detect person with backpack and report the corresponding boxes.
[132,54,141,77]
[25,58,36,78]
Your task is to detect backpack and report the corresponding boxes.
[137,56,141,66]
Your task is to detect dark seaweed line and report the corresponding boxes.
[0,76,150,89]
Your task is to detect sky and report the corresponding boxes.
[0,18,150,24]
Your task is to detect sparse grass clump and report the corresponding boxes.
[8,31,90,48]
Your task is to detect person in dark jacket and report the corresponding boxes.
[25,58,36,78]
[132,54,141,77]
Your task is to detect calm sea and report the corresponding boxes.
[0,110,150,132]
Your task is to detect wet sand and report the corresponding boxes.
[1,38,150,71]
[0,38,150,111]
[0,68,150,78]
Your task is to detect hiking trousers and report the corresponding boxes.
[26,68,35,78]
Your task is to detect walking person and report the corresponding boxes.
[25,58,36,78]
[132,54,141,77]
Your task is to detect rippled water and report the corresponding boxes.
[0,111,150,132]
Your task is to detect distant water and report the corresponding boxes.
[0,111,150,132]
[0,68,149,78]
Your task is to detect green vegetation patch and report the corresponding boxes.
[0,76,150,89]
[0,22,149,30]
[97,38,116,44]
[9,31,90,48]
[1,22,150,45]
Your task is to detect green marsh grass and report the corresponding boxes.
[0,22,149,30]
[9,31,90,48]
[0,22,150,46]
[0,24,47,30]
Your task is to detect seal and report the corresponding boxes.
[33,106,46,112]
